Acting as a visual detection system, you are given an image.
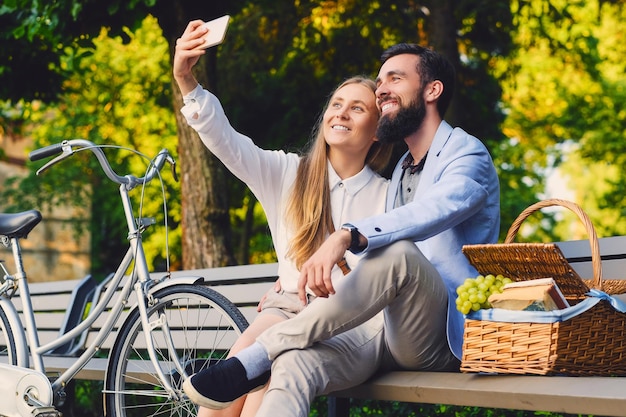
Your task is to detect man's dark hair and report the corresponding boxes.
[381,43,455,118]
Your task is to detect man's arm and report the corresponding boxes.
[355,138,495,252]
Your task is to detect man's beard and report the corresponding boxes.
[376,96,426,144]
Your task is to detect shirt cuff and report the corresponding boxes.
[182,84,204,106]
[181,84,205,121]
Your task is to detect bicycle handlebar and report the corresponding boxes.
[29,139,177,188]
[29,143,65,161]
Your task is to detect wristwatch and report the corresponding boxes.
[341,223,363,253]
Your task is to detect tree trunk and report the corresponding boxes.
[160,3,237,269]
[424,0,462,126]
[172,84,236,269]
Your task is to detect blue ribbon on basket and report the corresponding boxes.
[466,290,626,323]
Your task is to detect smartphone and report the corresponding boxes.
[198,15,230,49]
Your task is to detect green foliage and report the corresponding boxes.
[556,146,626,239]
[3,16,181,274]
[494,0,626,241]
[454,0,513,146]
[310,397,586,417]
[63,381,103,417]
[230,190,277,264]
[0,0,156,101]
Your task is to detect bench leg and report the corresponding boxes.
[328,396,350,417]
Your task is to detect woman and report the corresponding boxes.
[173,20,392,417]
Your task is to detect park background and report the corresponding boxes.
[1,0,625,416]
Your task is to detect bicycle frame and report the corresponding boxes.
[0,140,187,409]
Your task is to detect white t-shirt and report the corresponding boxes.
[181,84,389,293]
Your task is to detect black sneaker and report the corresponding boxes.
[182,357,270,409]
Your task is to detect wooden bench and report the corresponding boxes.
[2,236,626,416]
[1,264,278,379]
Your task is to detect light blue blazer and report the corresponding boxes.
[352,120,500,359]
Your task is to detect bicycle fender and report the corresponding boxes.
[147,276,206,295]
[0,296,29,367]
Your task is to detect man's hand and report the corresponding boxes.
[172,20,209,95]
[297,230,352,304]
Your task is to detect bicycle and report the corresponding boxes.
[0,139,249,417]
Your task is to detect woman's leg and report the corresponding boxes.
[255,316,385,417]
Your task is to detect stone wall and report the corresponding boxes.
[1,136,90,283]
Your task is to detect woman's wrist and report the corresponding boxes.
[175,74,199,96]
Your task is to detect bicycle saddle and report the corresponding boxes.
[0,210,42,238]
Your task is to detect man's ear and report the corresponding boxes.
[425,80,444,103]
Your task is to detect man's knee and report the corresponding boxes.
[373,240,421,258]
[359,240,426,276]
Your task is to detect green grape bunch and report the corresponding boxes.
[455,274,513,315]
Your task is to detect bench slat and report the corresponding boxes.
[13,293,75,311]
[558,235,626,279]
[332,371,626,417]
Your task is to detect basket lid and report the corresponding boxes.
[462,242,590,299]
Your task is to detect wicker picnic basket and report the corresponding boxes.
[460,198,626,376]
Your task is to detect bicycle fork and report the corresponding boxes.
[134,282,185,401]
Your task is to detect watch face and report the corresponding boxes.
[341,224,355,232]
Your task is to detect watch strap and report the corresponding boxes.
[341,223,363,253]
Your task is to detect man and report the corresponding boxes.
[183,43,500,416]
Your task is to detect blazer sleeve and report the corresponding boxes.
[353,128,498,252]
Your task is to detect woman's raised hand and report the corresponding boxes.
[172,20,209,95]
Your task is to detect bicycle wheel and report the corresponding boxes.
[0,304,17,365]
[104,283,249,417]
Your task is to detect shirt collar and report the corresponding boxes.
[401,151,428,174]
[328,161,376,196]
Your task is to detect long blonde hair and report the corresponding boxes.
[285,76,392,269]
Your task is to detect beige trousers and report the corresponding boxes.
[255,240,459,417]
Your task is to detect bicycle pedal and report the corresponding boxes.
[31,407,62,417]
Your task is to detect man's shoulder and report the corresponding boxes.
[433,122,485,152]
[449,126,482,143]
[439,127,490,156]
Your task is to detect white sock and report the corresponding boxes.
[235,341,271,379]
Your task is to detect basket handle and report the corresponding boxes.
[504,198,603,290]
